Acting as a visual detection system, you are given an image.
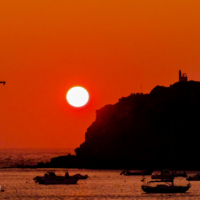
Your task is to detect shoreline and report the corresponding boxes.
[2,154,199,171]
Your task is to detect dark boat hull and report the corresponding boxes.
[71,174,88,179]
[124,172,143,175]
[121,170,153,176]
[142,185,190,193]
[38,178,78,184]
[187,177,200,181]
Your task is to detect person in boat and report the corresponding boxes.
[44,171,56,178]
[49,171,56,177]
[65,171,69,178]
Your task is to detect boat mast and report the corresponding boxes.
[171,121,175,186]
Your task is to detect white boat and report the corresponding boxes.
[34,171,79,185]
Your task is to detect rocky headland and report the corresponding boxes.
[37,80,200,169]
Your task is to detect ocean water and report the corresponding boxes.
[0,148,75,168]
[0,149,200,199]
[0,169,200,200]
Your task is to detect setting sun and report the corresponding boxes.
[66,86,89,107]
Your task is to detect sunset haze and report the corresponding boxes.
[0,0,200,148]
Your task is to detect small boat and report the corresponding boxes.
[37,177,78,185]
[120,170,143,175]
[120,169,153,176]
[33,171,79,184]
[70,173,88,179]
[142,182,191,193]
[151,169,187,179]
[141,176,190,193]
[187,173,200,181]
[142,121,190,193]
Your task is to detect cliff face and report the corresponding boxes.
[75,81,200,164]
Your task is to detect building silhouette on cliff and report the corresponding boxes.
[179,70,187,82]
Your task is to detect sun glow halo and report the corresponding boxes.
[66,86,89,107]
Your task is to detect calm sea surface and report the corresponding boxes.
[0,149,200,200]
[0,148,75,168]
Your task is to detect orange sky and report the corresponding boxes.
[0,0,200,148]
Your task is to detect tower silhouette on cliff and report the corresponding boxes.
[179,70,187,82]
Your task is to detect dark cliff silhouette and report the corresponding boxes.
[73,80,200,169]
[37,80,200,169]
